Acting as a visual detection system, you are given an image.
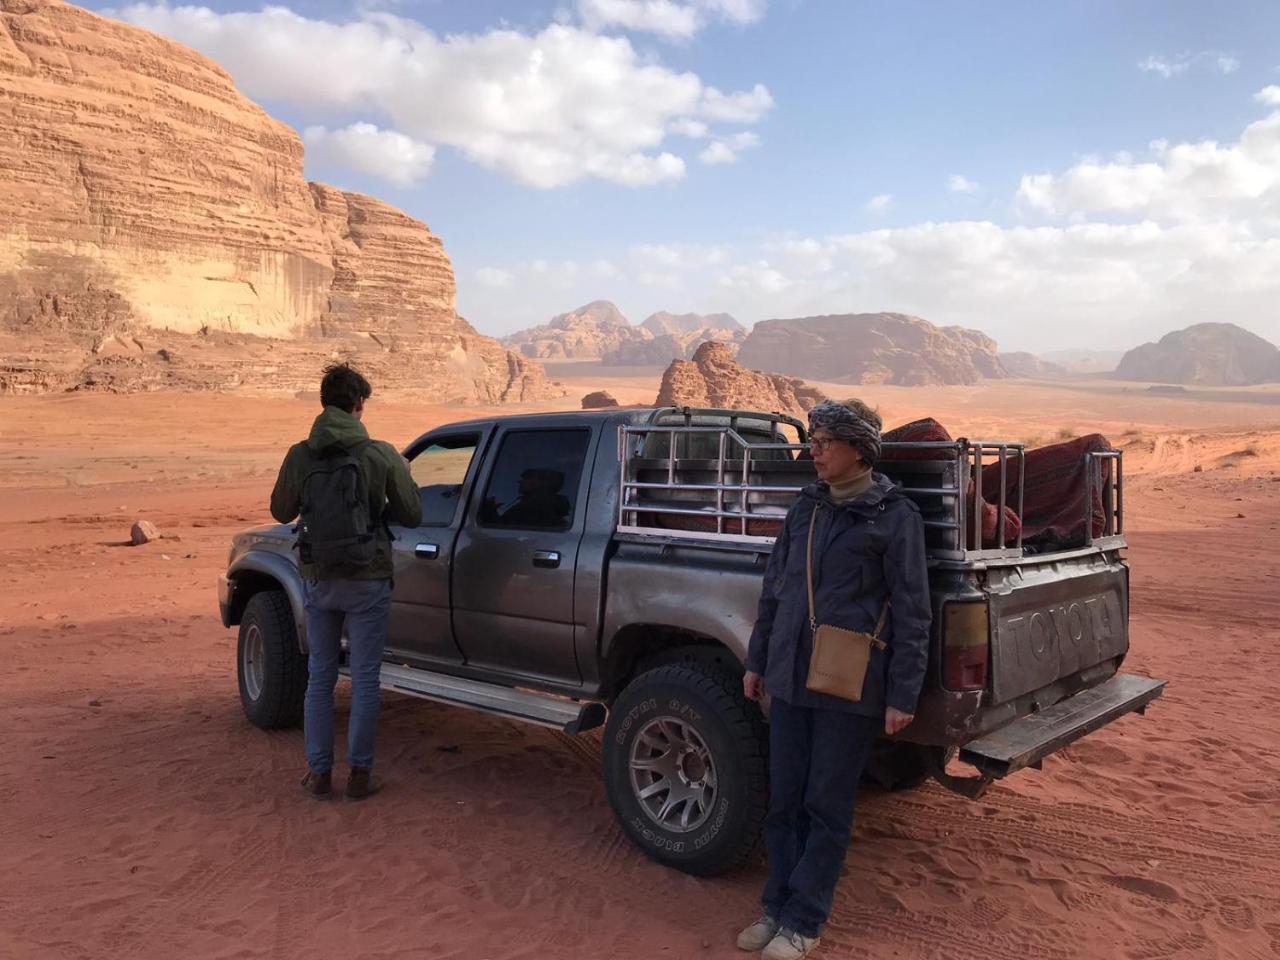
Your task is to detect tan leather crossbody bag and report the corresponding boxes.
[804,508,888,702]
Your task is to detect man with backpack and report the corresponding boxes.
[270,363,422,801]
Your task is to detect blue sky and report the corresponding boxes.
[96,0,1280,352]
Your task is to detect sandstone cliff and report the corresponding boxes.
[504,300,651,360]
[1114,323,1279,386]
[655,341,826,418]
[736,312,1008,385]
[640,311,744,338]
[999,352,1070,379]
[602,311,744,365]
[0,0,553,402]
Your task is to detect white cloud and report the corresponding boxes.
[697,131,759,164]
[1139,50,1241,79]
[866,194,892,214]
[717,260,791,294]
[1016,96,1280,221]
[577,0,765,39]
[1256,86,1280,107]
[303,123,435,187]
[475,267,515,287]
[669,118,709,138]
[948,173,979,194]
[111,3,772,189]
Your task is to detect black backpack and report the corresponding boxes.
[298,440,377,576]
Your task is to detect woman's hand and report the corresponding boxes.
[743,671,765,702]
[884,707,914,736]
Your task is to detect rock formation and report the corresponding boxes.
[602,311,745,365]
[1114,323,1279,387]
[0,0,554,402]
[999,352,1070,379]
[736,313,1008,385]
[640,311,744,338]
[1038,349,1124,375]
[581,390,619,409]
[655,341,827,418]
[504,300,650,360]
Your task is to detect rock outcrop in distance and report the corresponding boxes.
[736,312,1008,385]
[999,352,1070,379]
[504,303,745,364]
[1114,323,1279,387]
[604,311,745,365]
[504,301,647,360]
[0,0,554,402]
[655,341,827,418]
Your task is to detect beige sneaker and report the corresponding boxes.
[736,915,780,952]
[762,928,820,960]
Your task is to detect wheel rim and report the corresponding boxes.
[242,624,265,701]
[628,716,719,833]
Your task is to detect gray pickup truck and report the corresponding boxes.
[220,406,1165,875]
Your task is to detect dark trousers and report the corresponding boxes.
[761,697,880,937]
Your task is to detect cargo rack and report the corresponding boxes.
[617,407,1124,563]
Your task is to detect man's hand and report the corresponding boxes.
[743,671,765,702]
[885,707,914,736]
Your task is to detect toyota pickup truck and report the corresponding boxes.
[219,406,1165,875]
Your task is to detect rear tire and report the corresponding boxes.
[603,663,768,876]
[237,589,307,729]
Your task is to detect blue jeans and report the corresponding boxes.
[761,697,881,937]
[302,578,392,774]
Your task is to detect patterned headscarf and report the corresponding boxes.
[807,399,882,463]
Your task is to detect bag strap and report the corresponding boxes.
[806,504,892,638]
[806,507,819,631]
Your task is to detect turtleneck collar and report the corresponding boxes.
[826,465,874,503]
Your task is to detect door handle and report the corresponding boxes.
[414,542,439,559]
[532,550,561,569]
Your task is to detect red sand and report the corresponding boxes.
[2,378,1278,959]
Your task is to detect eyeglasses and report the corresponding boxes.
[808,438,842,453]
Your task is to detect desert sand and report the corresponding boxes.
[3,369,1279,959]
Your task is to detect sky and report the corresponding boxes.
[91,0,1280,353]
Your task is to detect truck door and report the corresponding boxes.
[450,425,593,685]
[385,429,485,668]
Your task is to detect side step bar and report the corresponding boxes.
[342,662,607,735]
[960,673,1167,778]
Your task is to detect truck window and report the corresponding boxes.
[410,434,479,526]
[477,429,590,531]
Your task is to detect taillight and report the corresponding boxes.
[943,601,989,691]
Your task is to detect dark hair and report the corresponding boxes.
[320,363,372,413]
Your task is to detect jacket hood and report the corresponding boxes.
[801,472,902,511]
[306,406,370,454]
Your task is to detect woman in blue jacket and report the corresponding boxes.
[737,400,931,960]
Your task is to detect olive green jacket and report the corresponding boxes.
[270,407,422,580]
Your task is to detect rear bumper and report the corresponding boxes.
[959,673,1166,777]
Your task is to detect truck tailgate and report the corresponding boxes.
[960,673,1166,776]
[987,562,1128,704]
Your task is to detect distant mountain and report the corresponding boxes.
[640,311,744,337]
[504,304,747,364]
[1038,349,1125,375]
[1114,322,1279,386]
[502,300,648,360]
[606,312,745,365]
[999,352,1071,379]
[736,312,1008,385]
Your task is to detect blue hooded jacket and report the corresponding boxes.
[745,473,932,717]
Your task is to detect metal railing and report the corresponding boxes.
[616,408,1122,563]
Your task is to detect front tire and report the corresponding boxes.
[237,589,306,729]
[603,663,768,876]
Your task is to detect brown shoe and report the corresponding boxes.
[300,769,332,799]
[345,766,383,801]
